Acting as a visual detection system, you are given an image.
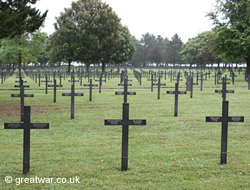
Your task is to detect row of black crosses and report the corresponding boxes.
[3,72,245,174]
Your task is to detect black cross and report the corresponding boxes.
[68,72,79,86]
[11,80,34,121]
[117,76,135,103]
[153,77,166,100]
[147,74,157,92]
[95,73,106,94]
[41,75,52,94]
[198,72,204,91]
[173,72,183,84]
[84,79,98,101]
[215,77,234,101]
[167,83,186,117]
[104,77,146,171]
[4,106,49,174]
[206,101,244,164]
[186,75,196,98]
[62,84,84,119]
[48,79,63,103]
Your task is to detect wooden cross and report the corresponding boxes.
[11,79,34,121]
[84,79,98,101]
[147,74,157,92]
[206,101,244,164]
[173,72,183,84]
[186,75,195,98]
[68,72,79,86]
[117,76,135,103]
[215,77,234,101]
[105,77,146,171]
[41,75,52,94]
[153,77,166,100]
[62,84,84,119]
[4,106,49,174]
[48,79,63,103]
[167,83,186,117]
[95,73,106,94]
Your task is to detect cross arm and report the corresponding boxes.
[115,92,136,95]
[62,93,71,96]
[105,119,122,125]
[30,123,49,129]
[4,123,24,129]
[206,116,222,122]
[227,116,244,122]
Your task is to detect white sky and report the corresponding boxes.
[35,0,216,43]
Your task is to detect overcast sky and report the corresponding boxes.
[35,0,216,43]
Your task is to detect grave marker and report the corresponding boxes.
[48,79,63,103]
[62,84,84,119]
[41,75,52,94]
[206,101,244,164]
[167,83,186,117]
[4,106,49,174]
[11,79,34,121]
[104,76,146,171]
[153,77,166,100]
[215,77,234,101]
[84,79,98,101]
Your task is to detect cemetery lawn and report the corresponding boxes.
[0,72,249,189]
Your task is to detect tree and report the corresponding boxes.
[51,0,125,72]
[207,0,250,74]
[50,8,78,72]
[180,33,206,66]
[107,25,135,69]
[0,31,48,68]
[0,0,47,39]
[165,33,183,65]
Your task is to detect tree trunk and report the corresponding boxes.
[102,63,106,72]
[18,51,22,73]
[68,61,71,73]
[86,64,90,72]
[247,56,250,75]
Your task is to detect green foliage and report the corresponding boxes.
[180,33,206,65]
[0,31,48,65]
[108,25,136,65]
[207,0,250,72]
[129,33,184,67]
[0,0,47,39]
[50,0,134,71]
[165,33,183,65]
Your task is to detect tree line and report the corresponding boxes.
[0,0,249,74]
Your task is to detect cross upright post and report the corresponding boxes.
[215,77,234,101]
[84,79,98,101]
[11,79,34,121]
[41,75,52,94]
[147,74,157,92]
[4,106,49,174]
[167,83,186,117]
[68,71,79,86]
[153,77,166,100]
[95,73,106,94]
[206,101,244,164]
[62,84,84,119]
[105,76,146,171]
[48,79,63,103]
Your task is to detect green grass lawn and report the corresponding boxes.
[0,70,249,189]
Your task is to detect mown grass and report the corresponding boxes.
[0,70,249,189]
